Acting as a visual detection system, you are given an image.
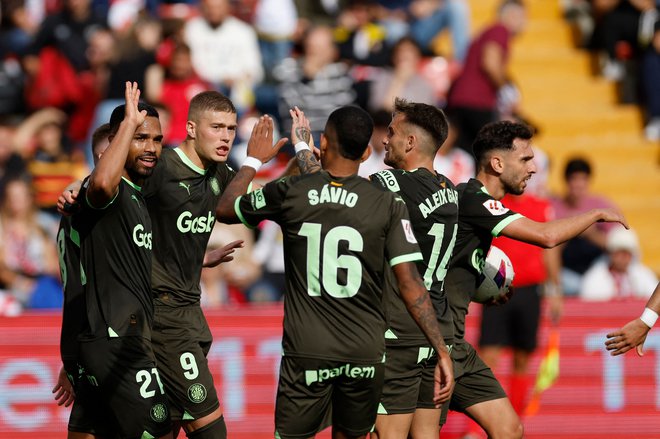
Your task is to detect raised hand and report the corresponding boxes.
[290,106,312,146]
[124,81,147,128]
[246,115,289,164]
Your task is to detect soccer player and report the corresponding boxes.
[216,106,454,439]
[605,282,660,356]
[443,120,627,438]
[69,82,171,439]
[368,99,458,439]
[58,91,249,438]
[53,123,111,419]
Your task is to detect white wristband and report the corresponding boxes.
[640,308,659,328]
[242,156,263,171]
[294,141,311,153]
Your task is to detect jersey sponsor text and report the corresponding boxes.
[304,363,376,385]
[176,210,215,234]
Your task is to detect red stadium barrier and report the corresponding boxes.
[0,299,658,438]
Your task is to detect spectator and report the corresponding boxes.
[184,0,263,112]
[0,118,28,195]
[274,25,357,144]
[294,0,349,31]
[581,226,658,300]
[433,115,474,184]
[11,108,88,216]
[0,178,60,308]
[408,0,471,62]
[336,0,391,67]
[253,0,298,76]
[446,0,527,153]
[642,19,660,141]
[367,36,437,112]
[551,157,620,296]
[145,43,210,147]
[358,109,390,177]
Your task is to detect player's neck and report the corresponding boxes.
[179,139,210,170]
[476,171,506,200]
[324,159,360,177]
[123,169,145,188]
[402,156,434,172]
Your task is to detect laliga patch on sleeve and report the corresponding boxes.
[482,199,510,215]
[250,188,266,210]
[401,219,418,244]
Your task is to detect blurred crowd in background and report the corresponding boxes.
[0,0,657,314]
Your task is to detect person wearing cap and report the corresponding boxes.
[579,227,658,301]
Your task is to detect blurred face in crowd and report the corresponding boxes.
[3,180,34,218]
[566,171,590,202]
[392,39,422,70]
[189,110,237,165]
[501,3,527,36]
[201,0,230,28]
[37,123,64,157]
[304,27,337,66]
[169,49,194,80]
[609,249,633,273]
[86,29,115,68]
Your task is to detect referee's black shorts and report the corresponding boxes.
[479,284,542,352]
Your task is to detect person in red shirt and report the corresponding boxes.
[446,0,527,153]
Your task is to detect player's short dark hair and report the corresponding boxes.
[325,105,374,160]
[564,157,592,180]
[472,120,533,166]
[393,98,449,154]
[109,103,160,135]
[91,123,112,155]
[188,91,236,123]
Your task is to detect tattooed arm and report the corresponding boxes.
[393,262,454,405]
[290,106,321,174]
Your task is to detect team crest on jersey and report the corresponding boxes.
[401,219,417,244]
[482,200,509,215]
[150,403,168,422]
[209,177,220,195]
[188,383,207,403]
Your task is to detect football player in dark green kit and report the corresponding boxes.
[68,82,171,439]
[216,106,454,439]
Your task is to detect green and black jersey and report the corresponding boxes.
[235,171,423,364]
[73,177,154,340]
[371,168,458,347]
[445,178,523,341]
[142,147,235,306]
[57,214,85,371]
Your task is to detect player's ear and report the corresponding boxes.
[186,120,196,139]
[361,144,372,163]
[490,153,504,174]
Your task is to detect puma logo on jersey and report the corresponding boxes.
[179,182,192,196]
[131,194,141,207]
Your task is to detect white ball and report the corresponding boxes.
[473,246,515,304]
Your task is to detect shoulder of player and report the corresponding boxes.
[369,169,409,191]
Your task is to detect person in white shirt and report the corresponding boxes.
[580,226,658,301]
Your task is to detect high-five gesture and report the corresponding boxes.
[245,115,288,164]
[124,81,147,128]
[290,106,312,146]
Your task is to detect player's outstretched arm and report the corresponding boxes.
[606,282,660,356]
[393,262,454,405]
[52,367,75,407]
[290,106,321,175]
[216,116,288,223]
[501,207,628,249]
[87,82,145,207]
[202,240,244,268]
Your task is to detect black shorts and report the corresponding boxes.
[479,284,541,352]
[379,344,437,414]
[275,356,385,438]
[151,304,220,421]
[440,342,506,425]
[70,337,171,439]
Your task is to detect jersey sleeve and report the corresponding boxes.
[370,169,402,193]
[234,177,290,228]
[385,195,423,267]
[461,189,524,237]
